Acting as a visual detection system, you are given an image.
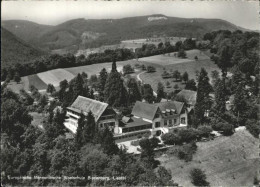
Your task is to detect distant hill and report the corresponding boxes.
[1,27,46,67]
[2,15,247,51]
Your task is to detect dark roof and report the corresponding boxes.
[68,96,108,121]
[131,101,159,120]
[120,117,152,128]
[154,100,184,115]
[176,89,197,105]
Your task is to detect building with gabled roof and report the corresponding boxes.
[65,96,118,133]
[130,100,188,137]
[131,101,159,121]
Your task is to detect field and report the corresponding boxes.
[157,130,259,186]
[6,49,218,93]
[6,60,139,92]
[65,61,131,76]
[37,69,75,87]
[139,49,210,66]
[138,50,220,92]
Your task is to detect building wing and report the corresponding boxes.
[131,101,159,120]
[68,96,108,121]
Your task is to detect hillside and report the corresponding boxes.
[1,27,46,67]
[158,130,259,186]
[1,20,52,46]
[2,15,245,51]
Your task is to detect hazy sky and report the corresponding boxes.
[2,0,259,30]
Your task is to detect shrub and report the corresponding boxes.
[178,128,198,143]
[146,66,156,73]
[212,121,234,136]
[123,64,134,75]
[150,137,160,149]
[161,132,181,145]
[177,49,187,58]
[190,168,210,186]
[197,126,212,138]
[246,120,260,138]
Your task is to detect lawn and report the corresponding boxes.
[157,130,259,186]
[28,74,48,90]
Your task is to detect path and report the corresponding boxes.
[136,71,157,96]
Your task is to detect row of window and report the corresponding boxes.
[155,117,186,128]
[122,124,152,133]
[114,130,150,140]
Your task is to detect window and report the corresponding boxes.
[100,124,103,128]
[164,120,167,126]
[174,119,177,124]
[181,117,186,124]
[155,122,160,128]
[169,119,172,126]
[155,113,160,118]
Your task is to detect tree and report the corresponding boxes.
[190,168,210,186]
[14,72,21,83]
[98,68,108,100]
[146,66,156,73]
[246,120,260,138]
[99,126,119,155]
[174,84,180,92]
[139,138,155,168]
[185,79,197,91]
[123,64,134,75]
[69,73,84,102]
[216,45,232,78]
[214,78,226,114]
[46,84,56,94]
[233,83,248,124]
[75,113,85,149]
[161,132,181,145]
[211,70,220,87]
[194,68,212,126]
[166,81,171,88]
[182,72,189,83]
[156,82,165,102]
[141,84,154,103]
[127,78,142,105]
[82,111,96,144]
[157,166,175,186]
[172,70,181,81]
[104,61,128,107]
[177,49,187,58]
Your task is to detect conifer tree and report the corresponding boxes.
[104,61,128,107]
[194,68,212,126]
[82,111,96,144]
[75,113,85,149]
[100,126,119,155]
[214,78,226,114]
[127,78,142,105]
[156,82,165,102]
[98,68,108,100]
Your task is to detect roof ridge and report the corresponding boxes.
[77,95,108,106]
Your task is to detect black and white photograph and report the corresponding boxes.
[1,0,259,186]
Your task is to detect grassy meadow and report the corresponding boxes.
[157,130,259,186]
